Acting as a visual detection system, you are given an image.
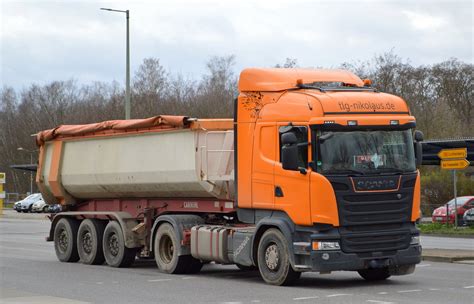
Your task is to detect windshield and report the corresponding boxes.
[446,197,471,207]
[318,129,416,175]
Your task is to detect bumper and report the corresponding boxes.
[309,245,422,272]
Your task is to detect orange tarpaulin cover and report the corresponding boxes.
[36,115,189,146]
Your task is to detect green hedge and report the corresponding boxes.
[420,169,474,216]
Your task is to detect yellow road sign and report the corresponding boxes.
[0,172,5,184]
[441,159,470,170]
[438,148,467,159]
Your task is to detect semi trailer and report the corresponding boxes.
[36,68,423,285]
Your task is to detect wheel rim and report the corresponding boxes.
[82,230,93,254]
[159,234,174,264]
[108,233,120,256]
[264,243,280,271]
[58,229,69,253]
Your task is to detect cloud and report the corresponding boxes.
[1,0,472,89]
[402,10,448,30]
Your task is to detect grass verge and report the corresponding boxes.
[418,222,474,236]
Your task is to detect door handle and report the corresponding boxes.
[275,186,284,197]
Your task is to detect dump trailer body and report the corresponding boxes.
[36,116,235,205]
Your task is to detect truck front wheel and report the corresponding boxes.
[358,268,391,281]
[102,221,136,268]
[154,223,202,274]
[54,217,80,263]
[257,228,301,286]
[77,219,106,265]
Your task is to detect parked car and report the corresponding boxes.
[463,208,474,226]
[17,193,44,213]
[31,199,49,213]
[432,196,474,224]
[13,201,22,212]
[47,204,62,213]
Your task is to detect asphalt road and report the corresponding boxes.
[1,217,473,304]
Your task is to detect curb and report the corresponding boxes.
[422,255,474,263]
[422,248,474,263]
[0,213,49,221]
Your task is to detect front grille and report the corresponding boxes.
[339,228,412,253]
[327,173,417,253]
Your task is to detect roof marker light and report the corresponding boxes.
[324,120,335,124]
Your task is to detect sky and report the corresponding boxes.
[1,0,472,90]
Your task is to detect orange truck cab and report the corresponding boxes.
[37,68,423,286]
[234,68,422,284]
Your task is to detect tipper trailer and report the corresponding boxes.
[36,68,423,285]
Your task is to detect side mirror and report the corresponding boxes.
[282,145,299,170]
[414,130,424,142]
[281,132,297,145]
[415,142,423,166]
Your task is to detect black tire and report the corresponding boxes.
[358,268,391,281]
[154,223,202,274]
[42,206,49,213]
[77,219,106,265]
[27,205,33,213]
[257,228,301,286]
[187,257,204,274]
[236,264,258,271]
[103,221,137,268]
[54,217,80,263]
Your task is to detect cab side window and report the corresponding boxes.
[279,126,308,168]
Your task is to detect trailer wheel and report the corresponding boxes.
[358,268,391,281]
[77,219,106,265]
[103,221,137,268]
[154,223,202,274]
[54,217,80,263]
[257,228,301,286]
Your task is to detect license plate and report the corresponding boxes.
[436,217,444,221]
[466,216,474,220]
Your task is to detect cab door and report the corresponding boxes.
[273,124,312,226]
[251,122,276,209]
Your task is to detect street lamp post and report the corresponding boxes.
[100,7,131,120]
[17,147,35,194]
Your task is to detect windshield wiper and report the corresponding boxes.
[372,167,407,175]
[323,169,365,176]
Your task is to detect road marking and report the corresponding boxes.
[147,278,172,282]
[293,296,319,300]
[326,294,352,297]
[181,276,196,280]
[367,300,395,304]
[463,286,474,289]
[429,288,440,291]
[397,289,421,293]
[251,301,261,303]
[417,263,431,267]
[377,292,388,295]
[96,282,103,285]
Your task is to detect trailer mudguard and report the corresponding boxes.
[151,214,204,256]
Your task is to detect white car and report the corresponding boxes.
[32,199,49,213]
[17,193,44,213]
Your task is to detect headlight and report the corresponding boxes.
[312,241,340,250]
[410,235,420,245]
